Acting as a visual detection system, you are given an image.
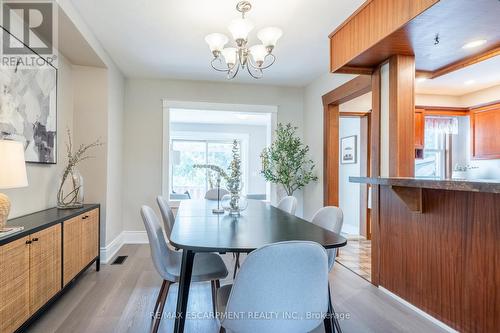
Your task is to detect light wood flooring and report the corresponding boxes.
[26,244,446,333]
[337,236,372,282]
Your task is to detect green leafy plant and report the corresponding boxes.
[261,123,318,196]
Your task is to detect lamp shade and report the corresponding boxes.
[250,44,267,64]
[0,140,28,189]
[257,27,283,48]
[205,33,229,52]
[221,47,238,66]
[228,18,254,40]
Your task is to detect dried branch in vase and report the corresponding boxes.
[57,129,102,209]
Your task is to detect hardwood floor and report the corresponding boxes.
[26,244,446,333]
[337,236,371,282]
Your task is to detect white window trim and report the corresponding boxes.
[162,100,278,203]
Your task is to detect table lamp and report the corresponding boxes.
[0,140,28,231]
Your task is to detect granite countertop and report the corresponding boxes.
[349,177,500,194]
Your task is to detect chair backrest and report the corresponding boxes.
[140,205,176,281]
[311,206,344,271]
[222,241,329,333]
[276,196,297,215]
[246,193,266,200]
[157,195,175,238]
[205,188,230,200]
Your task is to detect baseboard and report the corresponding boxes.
[100,232,124,264]
[100,230,149,264]
[379,287,458,333]
[122,230,149,244]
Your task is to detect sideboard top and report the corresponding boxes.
[1,204,100,246]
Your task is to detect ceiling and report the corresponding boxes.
[416,55,500,96]
[69,0,365,86]
[170,109,270,126]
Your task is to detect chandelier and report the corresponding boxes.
[205,1,282,79]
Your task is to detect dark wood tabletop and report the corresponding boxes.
[171,199,347,333]
[170,199,347,253]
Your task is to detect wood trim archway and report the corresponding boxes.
[322,75,372,207]
[322,72,381,285]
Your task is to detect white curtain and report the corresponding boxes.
[425,116,458,135]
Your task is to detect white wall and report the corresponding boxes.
[460,84,500,107]
[170,122,267,194]
[123,78,304,231]
[105,66,125,245]
[416,94,463,107]
[339,118,361,235]
[302,72,357,219]
[72,66,109,246]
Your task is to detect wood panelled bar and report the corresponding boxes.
[350,177,500,332]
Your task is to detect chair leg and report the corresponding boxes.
[326,283,342,333]
[324,283,334,333]
[151,280,171,333]
[331,304,343,333]
[233,253,240,279]
[152,280,167,319]
[211,280,217,315]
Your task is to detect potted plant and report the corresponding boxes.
[261,123,318,196]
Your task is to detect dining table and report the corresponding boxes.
[169,199,347,333]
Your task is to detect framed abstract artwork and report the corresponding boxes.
[340,135,357,164]
[0,29,58,164]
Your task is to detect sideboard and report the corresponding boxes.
[0,204,100,333]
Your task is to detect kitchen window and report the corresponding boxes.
[415,117,457,179]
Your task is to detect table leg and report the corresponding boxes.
[324,284,335,333]
[174,250,195,333]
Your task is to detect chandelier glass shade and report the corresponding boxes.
[205,1,282,79]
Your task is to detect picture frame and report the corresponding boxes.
[0,28,58,164]
[340,135,357,164]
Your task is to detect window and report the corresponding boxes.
[415,120,453,179]
[170,134,248,200]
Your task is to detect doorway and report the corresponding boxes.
[322,75,379,283]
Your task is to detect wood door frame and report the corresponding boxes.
[322,75,372,207]
[323,73,381,285]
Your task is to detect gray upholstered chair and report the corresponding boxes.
[156,195,175,238]
[311,206,344,332]
[205,187,230,200]
[245,193,266,200]
[141,206,228,333]
[217,241,329,333]
[276,196,297,215]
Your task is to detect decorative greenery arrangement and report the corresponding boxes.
[194,140,243,211]
[57,129,101,209]
[261,123,318,196]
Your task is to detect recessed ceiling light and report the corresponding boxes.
[416,77,427,83]
[462,39,487,49]
[465,80,476,85]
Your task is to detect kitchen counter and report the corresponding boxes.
[350,176,500,194]
[349,176,500,332]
